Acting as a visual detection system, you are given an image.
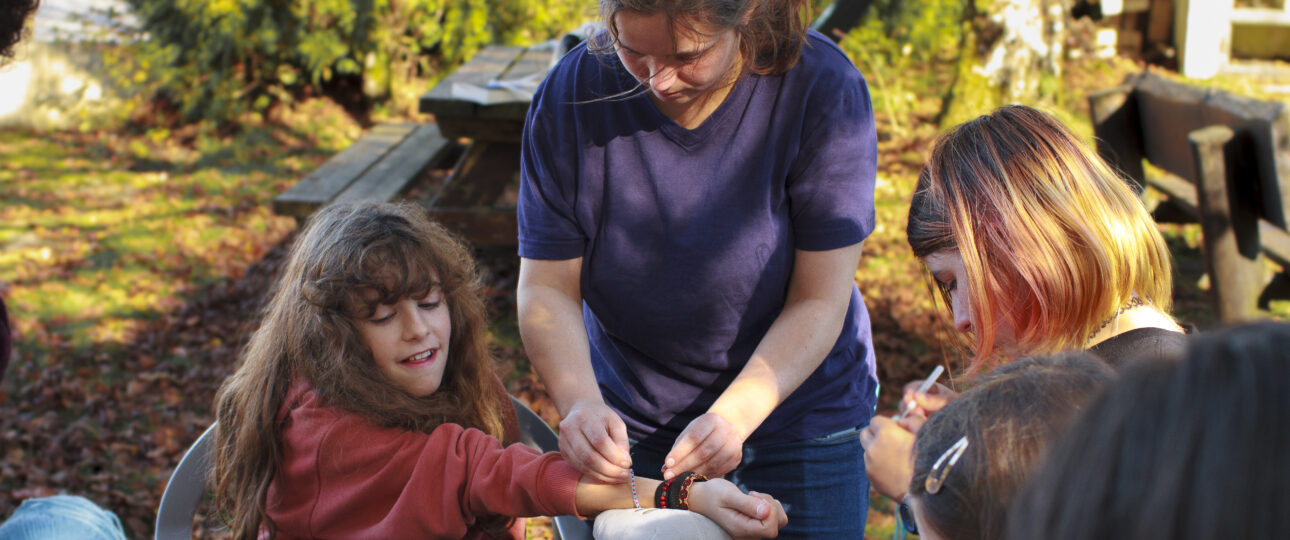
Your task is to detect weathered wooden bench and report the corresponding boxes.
[272,122,461,220]
[1089,71,1290,322]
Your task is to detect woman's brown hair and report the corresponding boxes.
[211,202,507,539]
[594,0,810,76]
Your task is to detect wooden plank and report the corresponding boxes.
[1260,219,1290,269]
[1220,60,1290,78]
[419,46,524,119]
[273,124,416,218]
[426,208,518,246]
[1230,7,1290,26]
[418,44,551,140]
[505,45,556,80]
[1146,171,1200,215]
[333,123,461,206]
[1190,124,1263,322]
[434,118,528,143]
[432,142,521,208]
[1134,73,1212,182]
[1089,83,1146,190]
[476,46,555,122]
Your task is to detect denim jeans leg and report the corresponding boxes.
[630,428,869,539]
[729,429,869,539]
[0,495,128,540]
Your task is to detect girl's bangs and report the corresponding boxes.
[343,239,442,316]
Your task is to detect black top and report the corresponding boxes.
[1088,327,1189,368]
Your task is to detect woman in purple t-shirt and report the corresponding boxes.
[516,0,880,536]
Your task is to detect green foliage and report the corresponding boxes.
[122,0,590,125]
[488,0,596,47]
[863,0,965,64]
[838,0,962,137]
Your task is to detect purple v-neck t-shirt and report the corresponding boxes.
[518,31,878,448]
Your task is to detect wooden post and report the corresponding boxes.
[1189,125,1263,323]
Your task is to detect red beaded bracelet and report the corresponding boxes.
[656,477,676,509]
[674,472,709,510]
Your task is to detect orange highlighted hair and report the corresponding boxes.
[907,105,1173,369]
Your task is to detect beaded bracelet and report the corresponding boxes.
[676,472,708,510]
[628,468,641,509]
[655,477,677,509]
[662,472,709,510]
[665,474,686,509]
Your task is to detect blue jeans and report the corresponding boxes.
[0,495,128,540]
[630,425,869,539]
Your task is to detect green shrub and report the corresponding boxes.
[838,0,963,136]
[123,0,593,125]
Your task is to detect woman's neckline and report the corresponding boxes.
[650,60,749,131]
[1085,305,1185,348]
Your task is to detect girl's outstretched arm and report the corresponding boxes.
[575,476,788,538]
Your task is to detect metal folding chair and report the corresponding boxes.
[154,422,216,540]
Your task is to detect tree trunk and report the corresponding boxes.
[938,0,1069,126]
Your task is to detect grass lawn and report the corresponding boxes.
[0,102,355,536]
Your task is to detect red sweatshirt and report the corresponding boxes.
[266,380,581,539]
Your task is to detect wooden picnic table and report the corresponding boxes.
[417,44,556,246]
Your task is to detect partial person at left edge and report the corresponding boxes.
[2,0,39,378]
[0,2,130,539]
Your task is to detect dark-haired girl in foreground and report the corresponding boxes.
[862,105,1187,500]
[900,353,1114,540]
[1008,321,1290,540]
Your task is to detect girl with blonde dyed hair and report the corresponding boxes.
[907,104,1181,366]
[861,104,1186,503]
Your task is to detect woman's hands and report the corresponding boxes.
[559,401,633,484]
[663,412,744,480]
[687,479,788,539]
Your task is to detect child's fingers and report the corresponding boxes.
[748,492,788,527]
[720,510,775,539]
[859,415,895,450]
[721,489,771,522]
[913,387,954,415]
[896,412,926,433]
